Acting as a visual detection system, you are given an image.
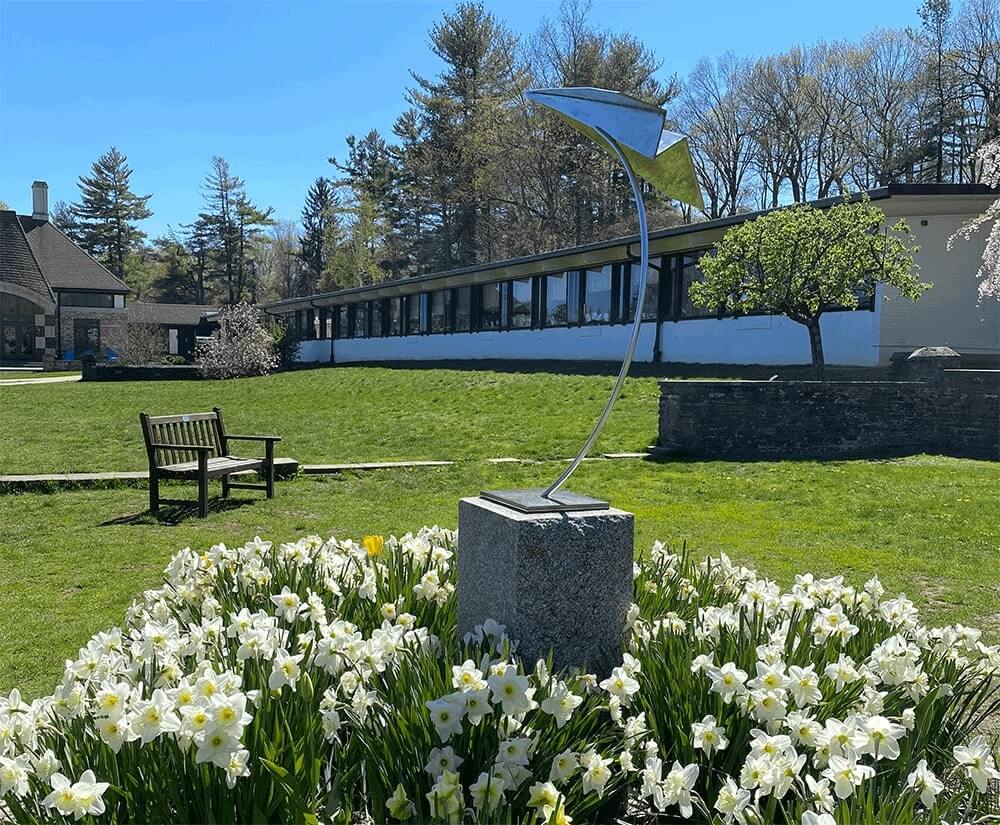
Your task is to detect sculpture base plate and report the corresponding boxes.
[479,487,609,514]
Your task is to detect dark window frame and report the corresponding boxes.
[73,318,101,356]
[59,291,116,309]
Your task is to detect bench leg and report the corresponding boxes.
[221,474,230,499]
[198,453,209,518]
[265,441,275,499]
[149,473,159,513]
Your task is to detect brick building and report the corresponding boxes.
[0,181,129,368]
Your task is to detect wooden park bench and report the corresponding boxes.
[139,407,280,518]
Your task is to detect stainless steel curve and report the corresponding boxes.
[543,126,649,500]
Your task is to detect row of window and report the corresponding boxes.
[285,250,873,341]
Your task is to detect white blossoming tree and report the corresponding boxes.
[949,140,1000,302]
[195,302,279,379]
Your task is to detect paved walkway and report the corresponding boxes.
[0,374,81,386]
[0,453,652,491]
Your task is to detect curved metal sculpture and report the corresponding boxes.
[482,88,703,513]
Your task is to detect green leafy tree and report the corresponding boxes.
[326,195,388,289]
[691,197,925,377]
[70,147,153,283]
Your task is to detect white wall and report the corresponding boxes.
[658,309,881,366]
[294,310,880,367]
[298,339,332,362]
[879,211,999,362]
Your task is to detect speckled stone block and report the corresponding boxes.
[458,496,634,676]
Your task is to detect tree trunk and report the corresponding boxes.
[806,317,825,379]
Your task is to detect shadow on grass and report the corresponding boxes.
[99,498,255,526]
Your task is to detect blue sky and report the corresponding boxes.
[1,0,918,237]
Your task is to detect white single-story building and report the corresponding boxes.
[265,185,999,368]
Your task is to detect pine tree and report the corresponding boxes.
[299,177,339,295]
[50,201,85,243]
[70,147,152,283]
[198,157,273,304]
[407,2,526,268]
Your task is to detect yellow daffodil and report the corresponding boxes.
[362,535,385,557]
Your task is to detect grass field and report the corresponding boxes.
[0,366,661,473]
[1,366,998,700]
[3,453,999,698]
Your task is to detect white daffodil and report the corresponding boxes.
[196,728,242,769]
[599,667,640,705]
[425,745,463,778]
[31,749,61,783]
[953,735,1000,792]
[527,780,559,819]
[386,783,415,820]
[209,692,253,735]
[906,758,944,808]
[488,670,533,716]
[130,688,181,743]
[425,769,462,822]
[426,697,464,742]
[451,659,487,692]
[549,749,580,784]
[691,715,728,756]
[469,771,506,813]
[806,775,835,813]
[707,663,748,703]
[540,681,583,728]
[225,748,250,788]
[580,750,612,798]
[498,736,534,767]
[661,761,699,819]
[787,665,822,706]
[268,649,304,692]
[42,770,110,821]
[714,777,751,822]
[0,754,30,798]
[461,688,491,726]
[822,755,875,799]
[859,715,905,761]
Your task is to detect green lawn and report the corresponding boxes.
[1,367,998,699]
[2,454,998,698]
[0,366,661,473]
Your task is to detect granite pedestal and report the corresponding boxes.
[457,496,634,676]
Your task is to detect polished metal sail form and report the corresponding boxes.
[481,87,703,514]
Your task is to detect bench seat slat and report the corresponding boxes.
[159,456,264,478]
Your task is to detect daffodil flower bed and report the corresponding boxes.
[1,529,998,824]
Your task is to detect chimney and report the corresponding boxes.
[31,181,48,221]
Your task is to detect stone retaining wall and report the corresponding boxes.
[658,371,999,460]
[83,364,204,381]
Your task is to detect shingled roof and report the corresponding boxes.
[0,210,53,303]
[16,216,130,294]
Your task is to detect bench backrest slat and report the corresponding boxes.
[140,411,225,467]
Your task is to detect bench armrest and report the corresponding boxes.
[148,442,214,452]
[226,434,282,443]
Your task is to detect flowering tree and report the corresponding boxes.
[949,140,1000,302]
[195,302,279,379]
[691,197,924,377]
